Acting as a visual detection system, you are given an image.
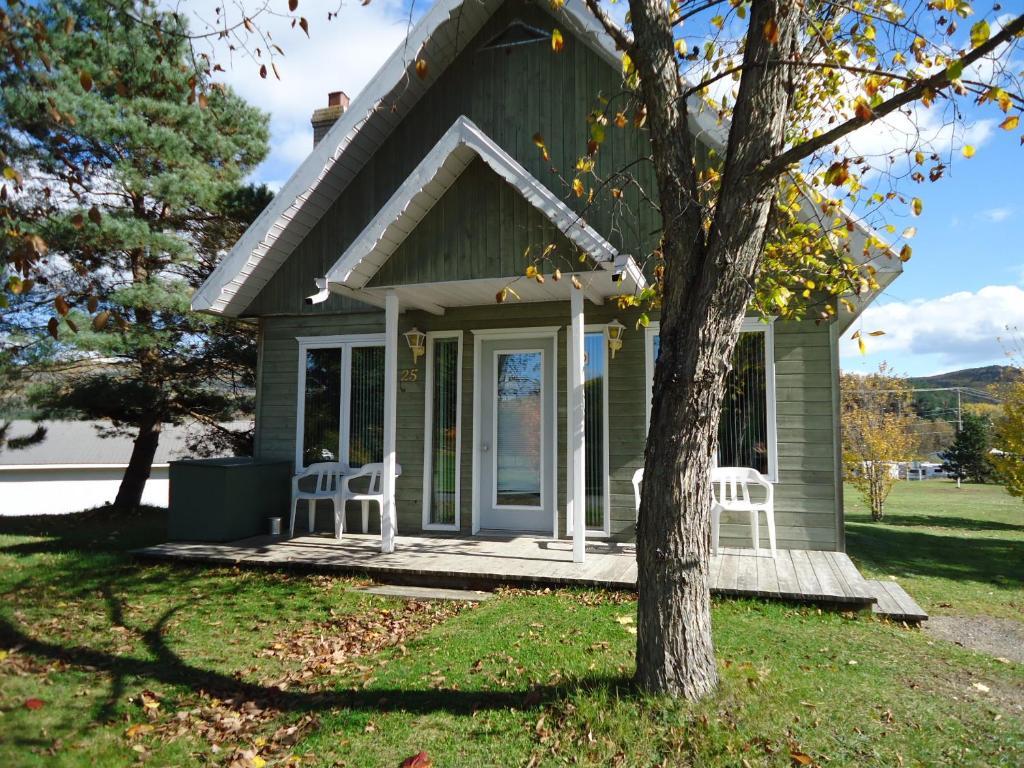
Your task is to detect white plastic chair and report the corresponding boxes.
[335,462,402,539]
[631,468,644,522]
[710,466,776,557]
[289,462,348,537]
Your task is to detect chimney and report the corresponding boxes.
[311,90,349,147]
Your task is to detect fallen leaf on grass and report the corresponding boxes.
[24,698,44,710]
[790,750,813,766]
[972,682,990,693]
[401,750,433,767]
[615,615,634,625]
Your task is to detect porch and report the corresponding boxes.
[135,533,927,622]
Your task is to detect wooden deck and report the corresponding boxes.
[135,533,926,621]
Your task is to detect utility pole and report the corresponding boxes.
[956,388,963,489]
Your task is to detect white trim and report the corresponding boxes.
[325,116,628,290]
[381,291,399,552]
[191,0,663,316]
[471,327,559,537]
[568,288,586,563]
[294,333,386,471]
[490,347,546,512]
[421,331,463,532]
[644,318,779,482]
[0,463,171,471]
[564,325,611,538]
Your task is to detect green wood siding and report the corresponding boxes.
[367,157,578,287]
[243,0,659,316]
[255,310,840,550]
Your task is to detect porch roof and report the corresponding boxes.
[319,116,645,312]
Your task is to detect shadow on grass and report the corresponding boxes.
[846,513,1023,533]
[0,600,632,723]
[0,505,168,555]
[846,522,1023,589]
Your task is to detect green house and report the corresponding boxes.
[190,0,901,559]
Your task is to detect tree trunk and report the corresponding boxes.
[631,0,801,698]
[114,416,162,510]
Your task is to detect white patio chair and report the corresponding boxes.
[710,466,776,558]
[631,468,644,522]
[289,462,348,537]
[335,462,402,539]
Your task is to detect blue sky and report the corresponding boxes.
[197,0,1024,379]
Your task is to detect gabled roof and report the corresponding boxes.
[325,116,641,291]
[193,0,720,317]
[193,0,899,324]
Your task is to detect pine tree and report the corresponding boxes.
[941,412,993,485]
[1,0,269,509]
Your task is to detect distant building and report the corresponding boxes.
[0,420,248,515]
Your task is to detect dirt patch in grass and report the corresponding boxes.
[925,615,1024,664]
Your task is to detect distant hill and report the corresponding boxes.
[910,365,1016,390]
[909,365,1013,420]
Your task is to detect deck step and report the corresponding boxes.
[353,584,492,602]
[866,579,928,623]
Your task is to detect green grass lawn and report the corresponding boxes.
[1,489,1022,767]
[845,480,1024,620]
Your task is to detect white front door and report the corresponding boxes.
[476,335,556,533]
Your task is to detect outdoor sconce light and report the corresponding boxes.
[404,327,426,364]
[605,319,625,359]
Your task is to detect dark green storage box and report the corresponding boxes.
[168,458,291,542]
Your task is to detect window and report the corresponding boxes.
[644,320,778,480]
[480,21,550,50]
[583,331,609,533]
[423,333,463,530]
[296,335,385,470]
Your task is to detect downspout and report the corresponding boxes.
[830,318,845,552]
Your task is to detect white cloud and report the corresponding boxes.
[169,0,412,186]
[840,285,1024,368]
[977,207,1012,223]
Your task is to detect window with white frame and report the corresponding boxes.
[296,336,385,469]
[583,330,609,533]
[423,333,462,529]
[644,320,778,480]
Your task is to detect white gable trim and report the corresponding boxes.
[325,116,627,289]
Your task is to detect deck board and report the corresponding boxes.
[135,533,918,614]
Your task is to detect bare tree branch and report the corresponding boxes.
[582,0,634,52]
[758,14,1024,181]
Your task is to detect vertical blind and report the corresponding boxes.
[302,348,342,467]
[300,344,384,469]
[348,346,385,468]
[651,331,770,474]
[429,338,459,525]
[583,332,606,529]
[718,332,769,474]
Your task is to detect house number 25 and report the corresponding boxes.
[400,368,419,382]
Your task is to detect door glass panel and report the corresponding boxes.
[302,348,342,467]
[495,351,543,507]
[584,332,606,528]
[429,337,459,525]
[348,346,385,468]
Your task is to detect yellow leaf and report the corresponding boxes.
[415,59,428,79]
[911,197,923,216]
[763,18,780,45]
[999,115,1019,131]
[962,144,975,158]
[901,226,916,239]
[858,336,867,355]
[551,28,564,53]
[854,100,873,122]
[572,177,584,197]
[711,14,724,29]
[251,757,267,768]
[899,244,912,262]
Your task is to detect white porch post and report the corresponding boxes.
[381,290,399,553]
[570,287,586,563]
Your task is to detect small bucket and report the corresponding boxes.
[268,517,283,537]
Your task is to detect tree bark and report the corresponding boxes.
[113,416,162,510]
[631,0,801,698]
